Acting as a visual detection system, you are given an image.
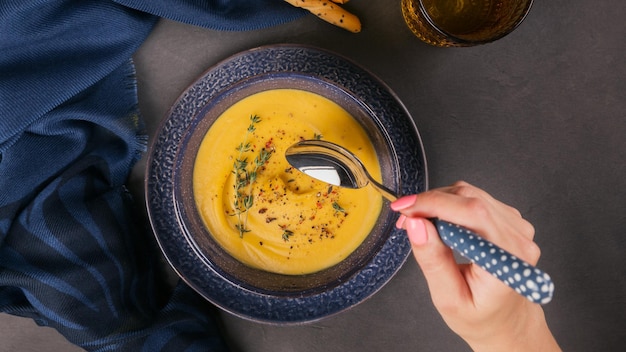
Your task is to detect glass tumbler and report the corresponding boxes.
[402,0,534,47]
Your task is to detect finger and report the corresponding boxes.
[392,190,495,234]
[391,188,539,264]
[391,184,530,244]
[404,217,473,309]
[447,181,534,239]
[444,182,538,254]
[448,181,522,217]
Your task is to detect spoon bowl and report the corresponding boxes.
[285,140,398,201]
[286,140,555,304]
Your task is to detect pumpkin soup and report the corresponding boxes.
[193,89,383,275]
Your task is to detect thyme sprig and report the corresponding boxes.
[231,115,273,237]
[332,201,346,214]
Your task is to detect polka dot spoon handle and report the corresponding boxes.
[433,219,555,304]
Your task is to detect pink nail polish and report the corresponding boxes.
[390,195,418,211]
[395,214,407,229]
[406,218,428,246]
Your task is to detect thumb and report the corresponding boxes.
[404,217,473,306]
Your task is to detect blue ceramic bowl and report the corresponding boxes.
[145,44,427,324]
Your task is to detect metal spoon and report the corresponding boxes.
[285,139,554,304]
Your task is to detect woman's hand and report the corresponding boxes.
[391,181,560,351]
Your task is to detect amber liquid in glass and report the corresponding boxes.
[402,0,532,46]
[421,0,497,36]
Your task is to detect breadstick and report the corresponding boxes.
[284,0,361,33]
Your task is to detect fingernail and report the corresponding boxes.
[406,218,428,246]
[390,195,418,211]
[395,214,407,229]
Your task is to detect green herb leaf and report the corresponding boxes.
[282,229,294,241]
[234,158,248,170]
[332,202,346,213]
[236,142,252,153]
[243,195,254,209]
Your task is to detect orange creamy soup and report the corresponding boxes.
[193,89,382,275]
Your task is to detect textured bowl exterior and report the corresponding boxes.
[146,44,427,323]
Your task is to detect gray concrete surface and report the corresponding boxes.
[2,0,625,351]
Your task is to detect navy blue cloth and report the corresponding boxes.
[115,0,306,30]
[0,1,304,351]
